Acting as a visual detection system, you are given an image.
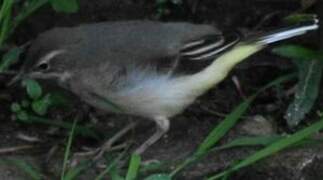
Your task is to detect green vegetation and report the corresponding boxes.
[273,45,323,127]
[8,72,323,179]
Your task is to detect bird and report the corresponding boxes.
[14,18,319,156]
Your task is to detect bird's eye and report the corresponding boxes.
[36,63,49,71]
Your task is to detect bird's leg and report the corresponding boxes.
[134,116,170,154]
[93,121,137,160]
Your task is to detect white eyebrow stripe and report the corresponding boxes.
[38,49,66,65]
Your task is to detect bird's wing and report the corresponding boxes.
[74,21,240,76]
[169,32,240,75]
[179,33,240,61]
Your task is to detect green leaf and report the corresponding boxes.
[126,154,141,180]
[16,110,29,122]
[49,0,79,13]
[272,45,323,61]
[23,79,42,100]
[144,174,172,180]
[208,117,323,180]
[31,94,52,115]
[0,47,22,72]
[286,59,323,126]
[274,46,323,126]
[49,92,69,107]
[11,102,21,112]
[283,14,318,24]
[273,45,323,127]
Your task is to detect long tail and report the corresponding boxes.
[182,17,319,95]
[180,18,319,61]
[250,18,319,45]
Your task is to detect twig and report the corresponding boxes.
[45,144,59,163]
[0,145,34,154]
[74,142,130,158]
[16,133,41,142]
[232,75,247,99]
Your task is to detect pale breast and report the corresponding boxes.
[109,74,198,118]
[69,64,204,119]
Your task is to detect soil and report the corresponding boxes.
[1,0,323,179]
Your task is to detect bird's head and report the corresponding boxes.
[10,28,81,86]
[22,48,71,83]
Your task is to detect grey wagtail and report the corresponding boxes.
[13,18,319,156]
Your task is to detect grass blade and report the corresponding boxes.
[63,160,93,180]
[0,0,13,46]
[95,150,128,180]
[27,115,100,139]
[0,47,22,72]
[214,135,283,151]
[126,154,141,180]
[208,117,323,180]
[61,118,78,180]
[1,159,42,180]
[144,174,172,180]
[170,74,296,176]
[170,97,255,177]
[195,97,255,156]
